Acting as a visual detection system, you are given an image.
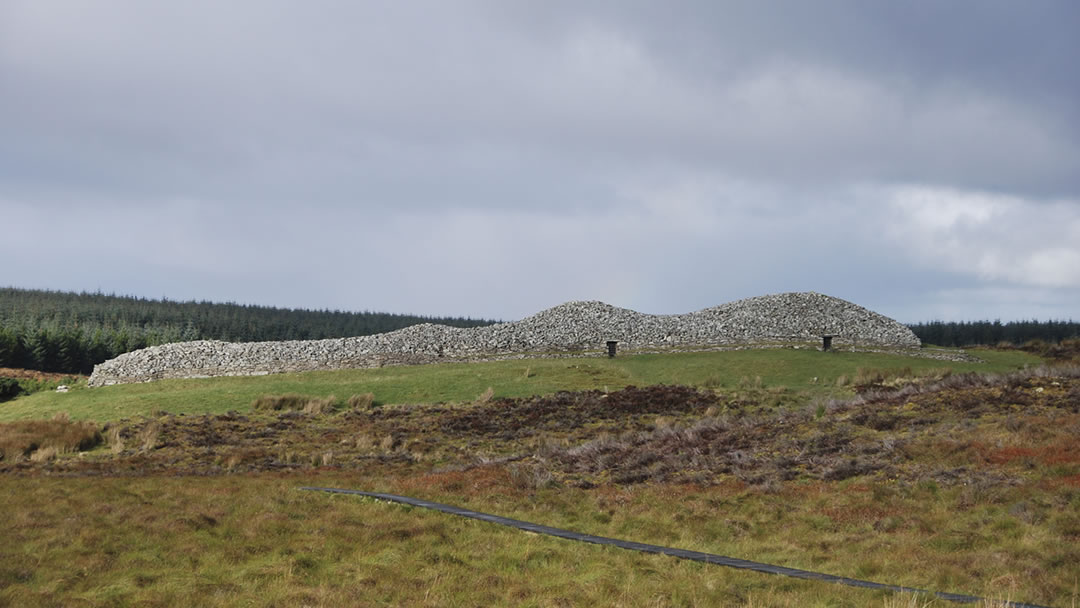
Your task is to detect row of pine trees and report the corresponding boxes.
[0,287,495,374]
[906,319,1080,348]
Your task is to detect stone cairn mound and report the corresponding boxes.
[88,292,920,387]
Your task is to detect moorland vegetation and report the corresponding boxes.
[2,346,1078,606]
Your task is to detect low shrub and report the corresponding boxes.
[0,376,82,402]
[1020,337,1080,362]
[0,378,21,402]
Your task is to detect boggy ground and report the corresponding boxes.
[549,370,1080,489]
[5,371,1079,492]
[1,385,723,476]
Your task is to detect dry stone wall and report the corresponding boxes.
[88,292,921,386]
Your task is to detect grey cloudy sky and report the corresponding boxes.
[2,1,1078,322]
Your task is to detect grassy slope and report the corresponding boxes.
[0,348,1041,422]
[3,467,1076,607]
[0,475,910,608]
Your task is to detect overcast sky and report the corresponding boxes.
[2,1,1078,323]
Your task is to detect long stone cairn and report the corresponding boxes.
[88,292,922,386]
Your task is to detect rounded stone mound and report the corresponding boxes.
[88,292,919,386]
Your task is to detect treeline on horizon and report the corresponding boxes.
[907,319,1080,348]
[1,287,1077,375]
[0,287,497,375]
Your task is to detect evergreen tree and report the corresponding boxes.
[23,328,53,371]
[55,329,80,374]
[0,327,18,368]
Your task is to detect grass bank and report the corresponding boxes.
[0,348,1040,422]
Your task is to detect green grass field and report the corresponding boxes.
[0,348,1041,422]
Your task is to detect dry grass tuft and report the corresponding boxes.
[857,366,913,384]
[738,375,763,390]
[302,396,336,415]
[354,433,374,450]
[347,392,375,410]
[475,387,495,405]
[276,449,301,465]
[138,421,161,451]
[0,418,102,462]
[253,393,340,415]
[107,426,125,454]
[508,461,554,490]
[29,445,59,462]
[380,434,397,452]
[251,394,311,411]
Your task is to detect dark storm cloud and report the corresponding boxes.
[0,1,1077,320]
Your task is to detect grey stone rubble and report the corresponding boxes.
[88,292,922,387]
